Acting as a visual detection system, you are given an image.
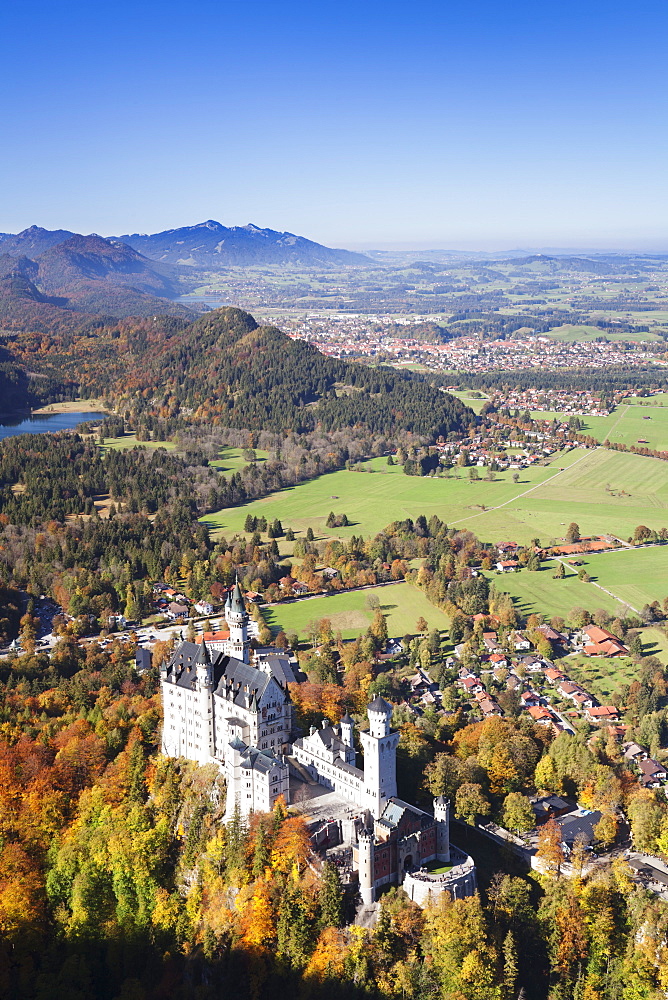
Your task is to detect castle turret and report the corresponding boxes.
[225,577,250,663]
[434,796,451,864]
[358,827,375,906]
[340,711,354,749]
[193,639,215,761]
[195,639,213,690]
[367,695,392,738]
[359,696,400,818]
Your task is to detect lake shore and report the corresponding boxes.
[31,399,109,415]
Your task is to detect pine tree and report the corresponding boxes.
[370,609,388,647]
[252,821,270,877]
[318,861,344,929]
[503,931,518,999]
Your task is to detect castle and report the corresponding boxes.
[160,581,292,815]
[160,584,476,905]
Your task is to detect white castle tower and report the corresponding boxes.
[434,796,451,864]
[358,827,375,906]
[225,578,250,663]
[194,639,215,760]
[359,695,400,818]
[340,711,355,750]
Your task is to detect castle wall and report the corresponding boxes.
[402,854,477,907]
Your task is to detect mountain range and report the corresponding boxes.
[0,220,371,327]
[117,220,370,266]
[0,230,188,324]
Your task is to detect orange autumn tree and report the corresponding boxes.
[271,815,311,875]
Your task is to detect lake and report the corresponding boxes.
[0,411,106,441]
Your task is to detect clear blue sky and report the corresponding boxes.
[1,0,667,249]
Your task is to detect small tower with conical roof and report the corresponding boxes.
[359,696,400,818]
[225,577,250,663]
[191,639,215,762]
[196,639,213,690]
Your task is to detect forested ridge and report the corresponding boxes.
[0,306,472,439]
[100,307,473,439]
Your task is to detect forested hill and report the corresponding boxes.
[111,307,473,439]
[0,305,472,437]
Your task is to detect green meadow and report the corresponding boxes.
[566,655,638,704]
[202,447,668,548]
[202,450,577,545]
[484,563,623,621]
[447,389,490,414]
[531,400,668,452]
[261,581,450,640]
[487,547,668,623]
[577,545,668,611]
[211,446,269,474]
[101,434,177,452]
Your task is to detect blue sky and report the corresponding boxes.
[1,0,667,249]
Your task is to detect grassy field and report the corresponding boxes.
[33,398,108,414]
[101,434,176,452]
[531,401,668,452]
[447,389,490,414]
[576,546,668,611]
[211,446,269,475]
[261,582,450,640]
[591,404,668,452]
[565,654,638,704]
[641,626,668,660]
[202,447,668,548]
[509,449,668,543]
[485,563,624,620]
[200,449,581,546]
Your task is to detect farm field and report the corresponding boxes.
[512,449,668,543]
[592,404,668,452]
[261,582,449,640]
[202,447,668,548]
[577,545,668,611]
[484,563,623,621]
[531,402,668,452]
[640,626,668,660]
[202,450,581,545]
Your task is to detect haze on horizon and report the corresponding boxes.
[1,0,667,252]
